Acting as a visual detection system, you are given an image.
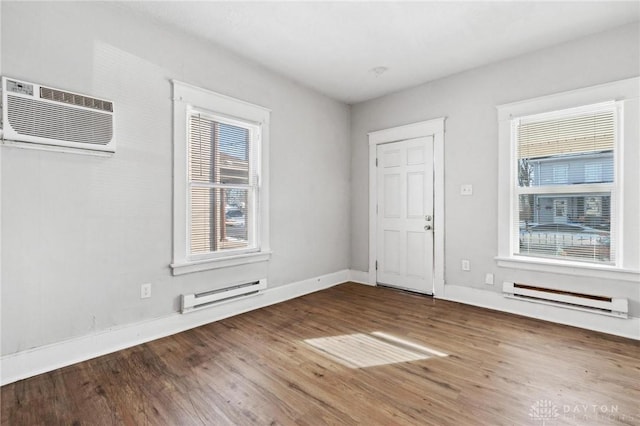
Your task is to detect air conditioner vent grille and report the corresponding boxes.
[40,87,113,112]
[7,95,113,146]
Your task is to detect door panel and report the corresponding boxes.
[407,172,424,218]
[406,146,425,165]
[383,230,401,274]
[383,174,401,218]
[376,137,434,294]
[383,149,402,167]
[406,231,425,277]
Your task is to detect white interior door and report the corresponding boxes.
[376,137,434,294]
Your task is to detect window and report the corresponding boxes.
[551,164,568,184]
[497,77,640,281]
[514,103,617,265]
[172,81,270,275]
[584,162,603,183]
[189,113,256,255]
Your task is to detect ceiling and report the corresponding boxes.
[120,1,640,104]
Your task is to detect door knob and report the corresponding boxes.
[425,215,432,222]
[424,225,432,231]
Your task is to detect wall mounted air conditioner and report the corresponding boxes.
[1,77,115,153]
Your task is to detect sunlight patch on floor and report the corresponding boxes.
[304,332,447,368]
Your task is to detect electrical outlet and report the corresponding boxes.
[461,259,470,271]
[485,273,494,285]
[460,184,473,196]
[141,283,152,299]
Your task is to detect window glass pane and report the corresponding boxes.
[190,187,252,254]
[218,122,250,184]
[189,116,214,183]
[518,194,612,263]
[189,116,250,185]
[517,110,614,187]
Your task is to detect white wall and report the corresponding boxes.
[350,23,640,315]
[1,2,350,356]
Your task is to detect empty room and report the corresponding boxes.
[1,1,639,425]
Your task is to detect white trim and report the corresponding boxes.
[441,284,639,340]
[0,269,349,386]
[613,100,625,269]
[171,81,270,274]
[349,269,373,285]
[172,80,271,116]
[496,77,639,121]
[368,119,445,145]
[171,251,272,276]
[495,256,639,282]
[368,118,445,297]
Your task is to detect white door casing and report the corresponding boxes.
[376,137,434,293]
[368,118,445,296]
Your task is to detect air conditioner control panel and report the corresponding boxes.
[6,79,33,96]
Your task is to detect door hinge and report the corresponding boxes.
[375,158,378,167]
[375,261,378,270]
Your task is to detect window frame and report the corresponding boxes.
[171,81,270,276]
[496,77,640,282]
[509,101,620,266]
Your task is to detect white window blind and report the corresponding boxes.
[188,112,257,255]
[514,103,616,264]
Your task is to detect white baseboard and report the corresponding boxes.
[349,269,373,285]
[0,269,350,386]
[440,284,640,340]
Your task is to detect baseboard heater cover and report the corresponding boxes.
[181,279,267,314]
[502,282,628,318]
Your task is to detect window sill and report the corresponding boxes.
[171,251,271,276]
[495,256,640,282]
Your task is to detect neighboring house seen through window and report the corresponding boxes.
[514,103,617,265]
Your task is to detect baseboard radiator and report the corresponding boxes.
[181,279,267,314]
[502,282,628,318]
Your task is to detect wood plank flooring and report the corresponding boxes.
[2,283,639,425]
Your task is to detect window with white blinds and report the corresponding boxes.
[171,81,270,275]
[188,112,258,255]
[513,102,617,264]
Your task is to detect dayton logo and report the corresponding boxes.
[529,400,560,425]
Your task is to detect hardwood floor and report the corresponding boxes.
[2,283,639,425]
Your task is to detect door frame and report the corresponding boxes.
[368,118,445,296]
